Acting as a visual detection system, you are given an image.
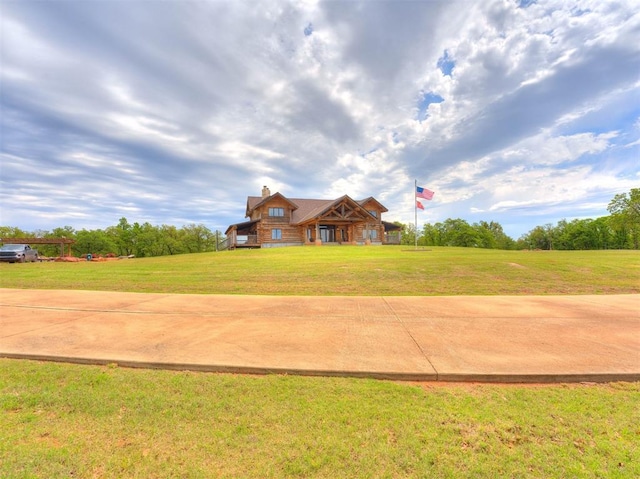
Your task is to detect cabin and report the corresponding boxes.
[225,186,401,248]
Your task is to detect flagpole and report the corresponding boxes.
[414,179,418,249]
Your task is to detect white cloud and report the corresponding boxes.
[1,0,638,237]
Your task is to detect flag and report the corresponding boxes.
[416,186,434,200]
[416,200,424,210]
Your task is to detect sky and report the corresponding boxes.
[1,0,639,240]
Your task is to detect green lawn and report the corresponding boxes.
[2,246,638,477]
[1,360,638,478]
[1,246,638,295]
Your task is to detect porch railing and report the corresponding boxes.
[217,237,231,251]
[234,234,259,247]
[384,233,401,245]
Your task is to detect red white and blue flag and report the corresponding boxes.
[416,186,434,200]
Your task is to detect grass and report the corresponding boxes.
[0,246,638,295]
[1,360,638,478]
[2,246,638,477]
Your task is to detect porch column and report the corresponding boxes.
[315,222,322,245]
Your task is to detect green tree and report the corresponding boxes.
[440,218,479,247]
[160,225,184,255]
[558,218,618,250]
[607,188,640,249]
[471,221,514,249]
[523,225,554,250]
[422,223,441,246]
[181,224,215,253]
[135,223,164,257]
[399,223,417,246]
[41,226,77,257]
[73,229,117,256]
[0,226,29,239]
[106,217,135,256]
[473,221,498,249]
[591,216,614,250]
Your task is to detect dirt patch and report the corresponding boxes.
[54,256,83,262]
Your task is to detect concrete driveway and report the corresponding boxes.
[1,289,638,382]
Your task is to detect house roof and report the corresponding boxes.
[358,196,389,213]
[382,221,401,231]
[288,199,334,224]
[225,219,259,235]
[292,195,378,224]
[246,193,384,225]
[246,192,299,217]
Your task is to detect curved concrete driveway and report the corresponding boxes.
[1,289,638,383]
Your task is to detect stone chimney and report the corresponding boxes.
[261,185,271,198]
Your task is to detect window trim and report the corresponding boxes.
[269,207,285,217]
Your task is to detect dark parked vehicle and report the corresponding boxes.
[0,244,39,263]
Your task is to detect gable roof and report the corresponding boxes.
[246,192,299,217]
[244,192,387,225]
[288,199,335,224]
[293,195,378,224]
[358,196,389,213]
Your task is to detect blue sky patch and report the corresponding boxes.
[437,50,455,76]
[417,92,444,122]
[304,23,314,36]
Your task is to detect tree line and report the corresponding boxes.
[0,218,223,258]
[397,188,639,250]
[1,189,638,255]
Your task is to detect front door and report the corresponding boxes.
[319,225,335,243]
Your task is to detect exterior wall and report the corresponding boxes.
[242,195,391,247]
[359,200,385,224]
[254,198,303,245]
[353,223,384,243]
[258,225,301,245]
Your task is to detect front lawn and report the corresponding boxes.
[1,246,637,295]
[1,360,638,478]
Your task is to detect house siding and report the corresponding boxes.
[228,191,393,248]
[355,199,385,243]
[254,198,301,245]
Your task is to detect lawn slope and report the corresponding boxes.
[1,246,637,295]
[1,360,638,478]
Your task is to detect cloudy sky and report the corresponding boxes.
[2,0,639,239]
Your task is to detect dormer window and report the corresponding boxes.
[269,207,285,217]
[369,210,378,218]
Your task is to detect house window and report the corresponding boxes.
[271,228,282,240]
[364,229,378,240]
[369,210,377,218]
[269,207,284,217]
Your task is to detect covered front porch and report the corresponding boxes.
[303,221,382,245]
[224,220,260,249]
[304,223,355,245]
